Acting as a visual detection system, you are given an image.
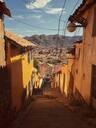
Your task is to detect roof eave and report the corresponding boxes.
[0,2,11,17]
[3,7,11,17]
[68,0,96,24]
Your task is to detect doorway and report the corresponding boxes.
[63,73,65,93]
[91,64,96,108]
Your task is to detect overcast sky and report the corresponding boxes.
[4,0,83,37]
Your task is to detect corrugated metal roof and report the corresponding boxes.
[0,1,11,16]
[5,31,36,48]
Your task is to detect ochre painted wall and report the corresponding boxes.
[74,43,84,100]
[73,4,96,106]
[10,49,34,111]
[74,5,96,106]
[34,72,40,88]
[60,64,68,96]
[59,56,74,97]
[11,59,23,111]
[22,51,34,98]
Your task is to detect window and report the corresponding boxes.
[28,50,31,64]
[92,7,96,36]
[21,48,26,57]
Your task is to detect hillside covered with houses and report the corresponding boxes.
[25,35,82,48]
[0,0,96,128]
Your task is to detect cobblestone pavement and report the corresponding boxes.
[9,87,96,128]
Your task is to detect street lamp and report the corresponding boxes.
[67,22,83,32]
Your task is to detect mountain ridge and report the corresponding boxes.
[25,35,82,48]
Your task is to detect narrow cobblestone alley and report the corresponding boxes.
[8,87,96,128]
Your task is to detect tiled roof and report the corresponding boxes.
[69,0,96,23]
[0,1,11,16]
[72,0,87,16]
[5,31,36,48]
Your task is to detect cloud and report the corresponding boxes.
[45,8,66,14]
[8,14,42,20]
[30,15,42,19]
[8,15,24,20]
[7,17,14,21]
[26,0,52,9]
[23,14,42,20]
[13,15,25,19]
[6,28,38,37]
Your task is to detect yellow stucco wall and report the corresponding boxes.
[22,51,34,97]
[11,59,23,111]
[74,5,96,105]
[81,8,94,104]
[10,50,34,110]
[60,64,69,96]
[74,43,84,99]
[60,58,74,97]
[34,72,40,88]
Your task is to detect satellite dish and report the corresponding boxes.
[67,22,76,32]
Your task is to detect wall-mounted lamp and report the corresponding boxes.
[67,22,83,32]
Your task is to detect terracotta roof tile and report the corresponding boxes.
[69,0,96,23]
[0,1,11,16]
[5,31,36,48]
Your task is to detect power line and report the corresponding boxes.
[62,0,80,37]
[11,8,68,23]
[9,0,68,32]
[9,17,64,32]
[7,0,81,35]
[70,0,80,14]
[58,0,67,35]
[63,21,68,36]
[22,0,68,23]
[56,0,67,48]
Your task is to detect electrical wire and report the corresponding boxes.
[7,0,81,36]
[56,0,67,48]
[9,17,64,32]
[58,0,67,35]
[62,0,80,37]
[23,0,68,23]
[63,21,69,36]
[70,0,80,14]
[7,0,67,32]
